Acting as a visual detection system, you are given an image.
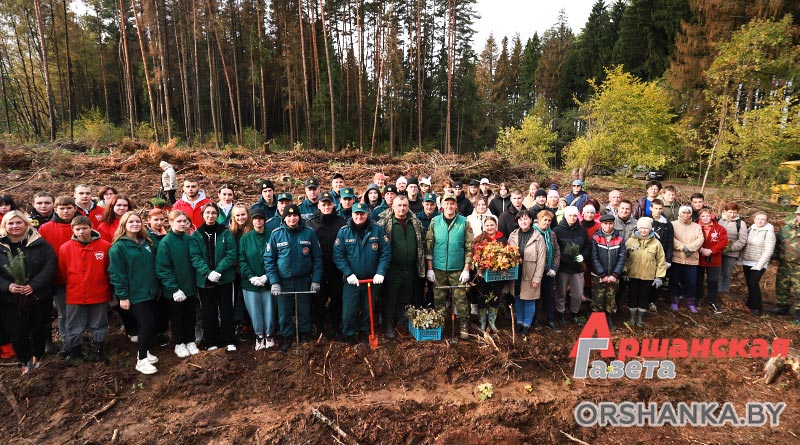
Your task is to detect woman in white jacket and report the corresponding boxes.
[467,196,494,237]
[739,211,776,316]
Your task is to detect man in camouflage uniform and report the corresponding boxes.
[425,193,474,339]
[773,206,800,322]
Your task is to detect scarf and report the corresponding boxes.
[533,225,553,269]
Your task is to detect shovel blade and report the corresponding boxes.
[369,334,379,349]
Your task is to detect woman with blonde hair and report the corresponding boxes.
[0,211,56,374]
[108,211,160,374]
[739,211,776,316]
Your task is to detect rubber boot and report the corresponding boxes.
[478,309,488,332]
[89,342,106,362]
[459,319,470,340]
[636,309,647,327]
[627,308,637,326]
[557,311,566,327]
[487,307,499,333]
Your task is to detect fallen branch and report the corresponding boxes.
[560,430,590,445]
[0,167,47,192]
[311,408,360,445]
[75,398,118,434]
[363,357,375,379]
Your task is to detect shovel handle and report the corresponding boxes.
[358,279,374,284]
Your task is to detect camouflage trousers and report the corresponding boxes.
[433,269,469,322]
[591,276,619,313]
[776,262,800,310]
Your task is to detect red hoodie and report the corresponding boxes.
[96,219,120,242]
[699,220,728,267]
[59,234,111,305]
[39,219,74,284]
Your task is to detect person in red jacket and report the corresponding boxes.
[96,194,131,242]
[58,216,111,362]
[73,184,104,228]
[38,196,78,351]
[172,177,212,232]
[696,208,728,313]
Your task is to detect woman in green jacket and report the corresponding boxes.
[108,212,160,375]
[238,208,273,350]
[155,210,199,358]
[189,203,238,352]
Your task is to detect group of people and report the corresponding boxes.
[0,171,798,376]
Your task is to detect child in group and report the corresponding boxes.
[58,216,111,362]
[590,214,627,329]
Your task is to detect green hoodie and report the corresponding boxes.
[155,231,197,298]
[108,237,159,304]
[238,228,269,291]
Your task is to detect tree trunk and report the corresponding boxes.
[94,1,110,121]
[370,4,385,154]
[0,47,12,133]
[173,0,193,145]
[206,0,241,145]
[192,0,202,143]
[444,0,456,154]
[62,0,74,141]
[318,0,336,151]
[416,0,423,150]
[131,0,159,142]
[256,0,268,136]
[153,0,173,140]
[355,0,364,151]
[297,0,312,148]
[206,19,220,148]
[33,0,57,140]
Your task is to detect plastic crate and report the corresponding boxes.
[483,265,518,282]
[408,321,443,341]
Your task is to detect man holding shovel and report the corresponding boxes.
[264,204,323,353]
[425,193,475,340]
[333,203,392,345]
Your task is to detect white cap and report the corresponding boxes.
[396,176,407,186]
[420,177,432,186]
[480,178,490,185]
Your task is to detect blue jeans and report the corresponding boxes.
[243,289,275,337]
[669,263,697,306]
[515,296,536,327]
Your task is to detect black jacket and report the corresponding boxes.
[489,195,511,216]
[0,229,57,305]
[456,194,473,217]
[306,211,347,275]
[498,205,525,240]
[652,219,674,264]
[553,218,591,274]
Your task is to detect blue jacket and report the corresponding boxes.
[416,209,439,234]
[370,201,389,221]
[250,197,278,220]
[264,220,323,284]
[333,220,392,280]
[299,198,318,221]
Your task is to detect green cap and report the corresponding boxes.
[341,187,355,199]
[423,193,437,203]
[276,192,293,201]
[352,203,368,213]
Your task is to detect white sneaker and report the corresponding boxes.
[186,342,200,355]
[135,358,157,375]
[226,344,237,352]
[207,346,218,351]
[264,337,275,349]
[146,351,158,364]
[129,335,138,343]
[255,338,264,351]
[174,344,190,358]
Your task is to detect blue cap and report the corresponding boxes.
[423,193,437,203]
[276,192,293,201]
[340,187,354,199]
[352,203,368,213]
[320,192,334,202]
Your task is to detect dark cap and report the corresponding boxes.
[534,189,548,198]
[352,203,368,213]
[332,172,344,181]
[469,179,480,187]
[453,180,463,188]
[383,185,398,194]
[340,187,354,199]
[276,192,293,201]
[549,183,559,190]
[599,214,615,223]
[284,204,300,216]
[407,177,419,186]
[305,177,320,188]
[423,193,437,203]
[250,208,267,219]
[260,179,274,190]
[319,192,334,202]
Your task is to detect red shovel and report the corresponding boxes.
[358,279,378,349]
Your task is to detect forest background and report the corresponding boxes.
[0,0,799,191]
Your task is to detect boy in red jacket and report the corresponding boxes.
[58,216,112,362]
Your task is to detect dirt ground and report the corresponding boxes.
[1,141,799,444]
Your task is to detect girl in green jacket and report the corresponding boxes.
[238,208,273,350]
[108,212,160,375]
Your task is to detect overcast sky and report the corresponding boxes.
[472,0,599,49]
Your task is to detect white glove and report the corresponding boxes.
[546,269,556,278]
[426,270,436,283]
[249,276,261,286]
[373,274,384,285]
[172,290,187,302]
[575,255,584,263]
[347,274,360,286]
[459,270,470,284]
[665,262,671,269]
[270,284,282,296]
[652,278,663,289]
[310,282,321,292]
[257,275,268,286]
[750,265,762,271]
[208,271,222,282]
